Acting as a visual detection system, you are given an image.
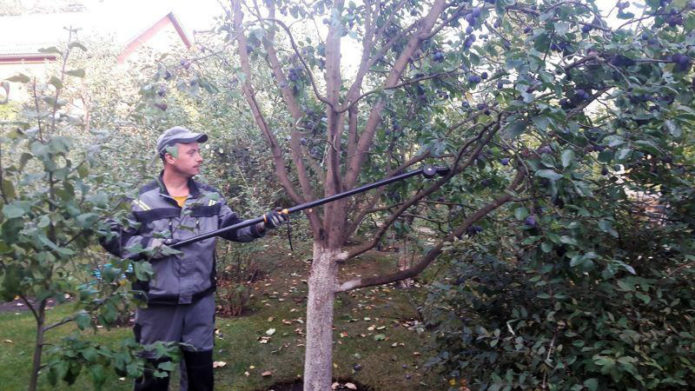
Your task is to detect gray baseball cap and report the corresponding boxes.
[156,126,208,156]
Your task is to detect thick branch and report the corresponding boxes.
[346,117,503,259]
[337,168,526,292]
[232,0,306,216]
[260,5,322,230]
[345,151,430,239]
[345,0,449,190]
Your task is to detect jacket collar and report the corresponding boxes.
[156,171,201,199]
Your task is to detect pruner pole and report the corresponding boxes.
[172,165,450,248]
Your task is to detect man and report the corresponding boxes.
[101,126,286,391]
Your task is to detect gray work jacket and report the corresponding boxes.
[102,174,264,305]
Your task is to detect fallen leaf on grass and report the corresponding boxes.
[345,383,357,390]
[212,361,227,368]
[261,370,272,377]
[266,328,276,336]
[4,339,13,344]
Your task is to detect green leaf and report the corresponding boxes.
[541,241,553,253]
[89,364,106,388]
[583,378,599,391]
[604,135,625,147]
[593,355,615,367]
[532,116,550,131]
[514,207,529,220]
[598,219,618,238]
[554,22,570,34]
[373,333,386,341]
[570,255,584,267]
[3,203,26,219]
[6,73,30,83]
[165,145,178,158]
[665,120,681,137]
[47,366,59,386]
[597,150,613,163]
[617,279,634,292]
[504,120,527,138]
[157,361,175,372]
[616,148,632,161]
[82,346,99,361]
[77,163,88,178]
[561,149,574,168]
[634,140,660,155]
[76,213,99,228]
[68,41,87,51]
[635,292,651,304]
[536,169,563,181]
[48,76,63,89]
[1,179,16,199]
[38,46,62,55]
[533,32,550,52]
[65,69,86,78]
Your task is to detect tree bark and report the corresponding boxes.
[303,242,340,391]
[28,300,46,391]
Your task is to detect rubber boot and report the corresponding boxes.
[134,358,171,391]
[183,350,213,391]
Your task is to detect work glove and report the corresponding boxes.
[259,210,288,230]
[148,238,179,259]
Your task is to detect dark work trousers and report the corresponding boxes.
[133,293,215,391]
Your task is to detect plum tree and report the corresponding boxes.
[153,0,695,389]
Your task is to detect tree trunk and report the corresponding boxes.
[28,301,46,391]
[303,242,339,391]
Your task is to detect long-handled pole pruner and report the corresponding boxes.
[171,165,450,249]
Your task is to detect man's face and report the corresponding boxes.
[167,142,203,177]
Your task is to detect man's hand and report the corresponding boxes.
[256,210,288,232]
[149,238,179,259]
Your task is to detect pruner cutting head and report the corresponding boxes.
[422,165,451,178]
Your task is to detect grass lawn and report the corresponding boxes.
[0,238,446,390]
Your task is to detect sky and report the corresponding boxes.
[0,0,642,60]
[0,0,225,53]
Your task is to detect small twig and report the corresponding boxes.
[32,79,43,139]
[257,18,334,110]
[338,70,461,114]
[43,316,75,332]
[19,294,40,323]
[0,141,8,203]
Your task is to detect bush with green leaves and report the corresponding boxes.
[0,37,183,391]
[417,0,695,389]
[426,196,695,389]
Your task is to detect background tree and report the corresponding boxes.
[0,34,203,390]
